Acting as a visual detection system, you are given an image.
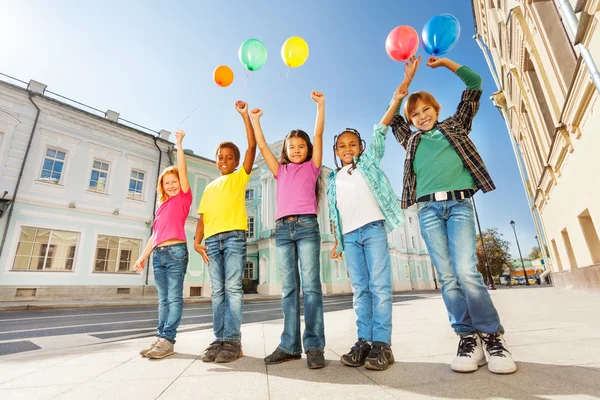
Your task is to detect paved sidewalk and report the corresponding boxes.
[1,286,599,399]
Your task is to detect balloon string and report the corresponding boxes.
[178,106,198,127]
[265,71,285,101]
[240,71,251,98]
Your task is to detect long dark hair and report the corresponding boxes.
[280,129,322,207]
[333,128,366,175]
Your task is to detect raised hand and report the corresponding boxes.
[235,100,249,114]
[175,130,185,145]
[404,55,422,82]
[250,108,263,120]
[426,56,447,69]
[311,90,325,105]
[393,81,409,102]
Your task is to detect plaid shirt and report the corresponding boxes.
[391,89,495,209]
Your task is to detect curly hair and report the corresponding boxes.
[333,128,366,175]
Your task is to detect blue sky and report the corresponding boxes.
[0,0,538,258]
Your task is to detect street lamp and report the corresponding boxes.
[510,220,530,286]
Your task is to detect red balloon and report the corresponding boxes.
[385,25,419,62]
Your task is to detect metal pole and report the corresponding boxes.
[472,197,496,290]
[510,221,530,285]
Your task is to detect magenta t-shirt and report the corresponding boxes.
[275,161,320,220]
[153,188,193,248]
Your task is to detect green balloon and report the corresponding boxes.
[239,39,268,71]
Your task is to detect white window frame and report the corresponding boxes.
[39,148,66,184]
[127,169,145,201]
[244,261,254,279]
[417,264,423,279]
[247,216,255,239]
[404,265,410,280]
[93,235,142,273]
[88,160,110,194]
[11,227,79,272]
[245,189,255,201]
[411,236,416,249]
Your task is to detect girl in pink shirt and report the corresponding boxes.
[134,130,192,359]
[249,91,326,369]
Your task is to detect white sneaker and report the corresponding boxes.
[451,333,487,373]
[479,333,517,374]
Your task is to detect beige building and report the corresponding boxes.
[472,0,600,292]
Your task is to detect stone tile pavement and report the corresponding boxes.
[1,286,599,399]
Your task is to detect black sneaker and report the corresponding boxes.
[364,342,394,371]
[340,339,372,367]
[306,349,325,369]
[215,341,243,363]
[200,341,223,362]
[264,348,302,365]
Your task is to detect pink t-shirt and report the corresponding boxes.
[153,188,193,248]
[275,161,320,220]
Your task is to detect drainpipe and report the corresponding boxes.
[0,94,41,260]
[145,135,163,285]
[474,34,553,274]
[555,0,600,93]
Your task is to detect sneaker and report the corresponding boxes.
[340,339,372,367]
[364,342,394,371]
[139,337,159,357]
[451,333,486,373]
[146,338,174,359]
[215,341,243,363]
[264,348,302,365]
[480,333,517,374]
[200,341,223,363]
[306,349,325,369]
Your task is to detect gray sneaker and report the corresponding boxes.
[139,337,159,357]
[215,341,243,363]
[146,338,175,359]
[201,341,223,362]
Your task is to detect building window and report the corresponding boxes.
[411,236,416,248]
[94,235,141,273]
[245,189,254,200]
[417,264,422,279]
[578,209,600,264]
[404,265,410,280]
[560,228,578,269]
[12,227,79,271]
[89,160,109,193]
[247,216,255,238]
[330,221,336,234]
[400,233,405,249]
[244,261,254,279]
[127,170,145,200]
[40,148,66,184]
[346,266,350,279]
[409,216,413,225]
[335,260,341,280]
[551,239,564,271]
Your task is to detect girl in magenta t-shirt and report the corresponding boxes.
[134,130,192,359]
[249,91,326,369]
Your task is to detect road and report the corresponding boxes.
[0,292,435,357]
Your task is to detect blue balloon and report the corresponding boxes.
[421,14,461,56]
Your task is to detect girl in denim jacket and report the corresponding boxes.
[327,82,406,371]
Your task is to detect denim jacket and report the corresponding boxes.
[327,124,404,254]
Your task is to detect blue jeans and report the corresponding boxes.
[205,230,247,342]
[152,243,188,343]
[417,199,504,335]
[275,215,325,354]
[343,220,393,345]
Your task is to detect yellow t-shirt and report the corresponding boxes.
[198,167,251,239]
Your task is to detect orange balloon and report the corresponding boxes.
[214,65,234,87]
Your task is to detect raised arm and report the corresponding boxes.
[249,108,279,176]
[235,101,257,174]
[390,55,421,147]
[310,90,325,168]
[427,57,483,133]
[175,130,189,193]
[381,82,409,126]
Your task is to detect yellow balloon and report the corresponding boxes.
[281,37,309,68]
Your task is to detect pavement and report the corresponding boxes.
[0,286,599,400]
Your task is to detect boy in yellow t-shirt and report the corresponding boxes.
[194,101,256,363]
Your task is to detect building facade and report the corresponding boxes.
[0,75,434,301]
[472,0,600,291]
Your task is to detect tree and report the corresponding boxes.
[528,246,541,260]
[476,228,512,279]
